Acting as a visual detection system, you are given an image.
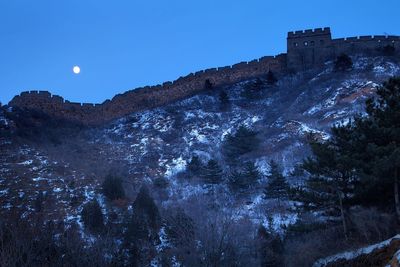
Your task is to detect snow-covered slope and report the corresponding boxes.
[0,56,399,235]
[314,234,400,267]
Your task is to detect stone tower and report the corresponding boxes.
[287,27,333,71]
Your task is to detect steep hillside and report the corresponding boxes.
[1,55,400,266]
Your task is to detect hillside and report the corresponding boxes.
[1,55,400,266]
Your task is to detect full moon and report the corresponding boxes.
[72,66,81,74]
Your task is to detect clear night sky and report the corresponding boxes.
[1,0,399,104]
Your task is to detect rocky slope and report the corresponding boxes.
[0,55,400,258]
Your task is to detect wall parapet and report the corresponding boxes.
[8,27,400,125]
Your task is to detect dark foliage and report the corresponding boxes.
[3,107,84,144]
[266,70,278,85]
[264,160,289,200]
[164,208,195,252]
[229,161,261,193]
[383,45,396,56]
[241,78,264,99]
[34,191,44,212]
[219,90,230,111]
[125,185,161,266]
[0,212,115,267]
[81,199,104,232]
[102,175,125,201]
[187,155,203,177]
[204,79,213,90]
[334,54,353,72]
[153,177,169,189]
[223,125,260,163]
[201,159,223,184]
[257,225,284,267]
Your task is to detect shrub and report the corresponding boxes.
[81,199,104,232]
[334,53,353,72]
[102,175,125,201]
[241,78,264,99]
[204,79,213,90]
[219,90,230,111]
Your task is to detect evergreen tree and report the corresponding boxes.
[228,170,247,193]
[290,130,358,239]
[229,161,261,193]
[187,155,203,177]
[266,70,278,85]
[81,199,104,233]
[219,90,230,111]
[34,191,44,212]
[241,78,264,99]
[223,125,260,163]
[125,185,161,266]
[355,77,400,220]
[334,53,353,72]
[201,159,223,184]
[102,175,125,201]
[242,161,261,185]
[263,160,289,200]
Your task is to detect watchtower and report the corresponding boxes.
[287,27,333,71]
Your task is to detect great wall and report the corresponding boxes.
[8,27,400,125]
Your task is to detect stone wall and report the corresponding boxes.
[287,27,333,71]
[286,27,400,71]
[8,28,400,125]
[9,54,287,125]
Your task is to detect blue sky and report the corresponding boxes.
[1,0,399,104]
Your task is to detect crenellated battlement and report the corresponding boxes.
[288,27,331,38]
[8,27,400,125]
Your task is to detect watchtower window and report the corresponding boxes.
[294,42,298,47]
[304,41,308,46]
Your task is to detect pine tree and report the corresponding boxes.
[241,78,264,99]
[201,159,223,184]
[102,175,125,201]
[34,191,44,212]
[81,199,104,233]
[289,132,358,239]
[125,185,161,266]
[187,155,202,177]
[229,161,261,193]
[242,161,261,185]
[263,160,289,200]
[219,90,230,111]
[228,170,247,193]
[223,125,260,163]
[356,77,400,220]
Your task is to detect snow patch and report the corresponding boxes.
[313,234,400,267]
